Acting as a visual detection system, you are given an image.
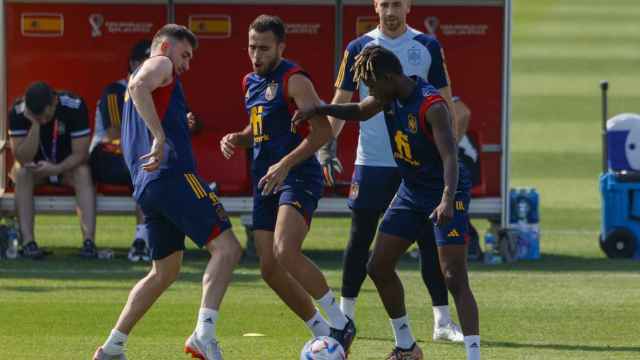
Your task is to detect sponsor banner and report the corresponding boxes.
[89,13,154,38]
[189,15,231,39]
[21,13,63,37]
[286,23,321,35]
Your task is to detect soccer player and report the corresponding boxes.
[89,39,153,262]
[294,46,480,360]
[93,24,242,360]
[219,15,356,352]
[321,0,463,341]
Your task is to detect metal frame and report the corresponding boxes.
[174,0,336,4]
[500,0,512,229]
[343,0,504,6]
[0,0,512,223]
[0,193,501,219]
[0,0,6,195]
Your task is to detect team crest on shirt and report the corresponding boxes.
[408,48,421,66]
[265,81,278,101]
[349,182,360,200]
[407,114,418,134]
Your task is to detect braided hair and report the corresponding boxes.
[352,45,404,88]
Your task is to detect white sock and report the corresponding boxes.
[433,305,452,327]
[305,309,331,337]
[135,224,148,242]
[340,297,356,320]
[316,290,348,329]
[464,335,481,360]
[102,329,128,355]
[390,315,416,350]
[195,308,219,342]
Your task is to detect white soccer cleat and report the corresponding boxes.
[433,321,464,342]
[184,332,223,360]
[93,347,127,360]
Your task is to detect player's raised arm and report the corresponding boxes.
[292,95,383,125]
[127,56,173,171]
[426,102,459,225]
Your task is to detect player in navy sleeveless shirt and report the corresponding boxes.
[94,25,241,360]
[219,15,356,353]
[294,46,480,360]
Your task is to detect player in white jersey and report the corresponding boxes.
[318,0,465,344]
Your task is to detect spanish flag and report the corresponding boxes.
[189,15,231,38]
[21,13,63,37]
[356,17,377,36]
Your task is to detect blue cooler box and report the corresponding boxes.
[600,172,640,259]
[600,113,640,259]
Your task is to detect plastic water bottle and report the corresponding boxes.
[483,232,500,264]
[5,226,19,259]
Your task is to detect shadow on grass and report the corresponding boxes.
[0,248,638,284]
[357,337,640,354]
[482,340,640,353]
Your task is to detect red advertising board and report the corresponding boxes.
[2,1,509,216]
[174,2,335,193]
[4,1,166,192]
[5,2,166,124]
[340,2,504,197]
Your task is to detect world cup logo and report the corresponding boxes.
[424,16,440,37]
[89,13,104,37]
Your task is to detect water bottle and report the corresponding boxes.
[5,226,19,259]
[527,188,540,224]
[483,232,500,264]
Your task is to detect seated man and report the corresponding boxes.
[90,40,152,262]
[9,81,96,259]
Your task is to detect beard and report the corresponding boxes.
[256,56,280,76]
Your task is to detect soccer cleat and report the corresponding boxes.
[79,239,98,258]
[329,317,356,356]
[433,321,464,343]
[385,343,424,360]
[93,347,127,360]
[127,238,150,262]
[184,332,223,360]
[20,241,48,260]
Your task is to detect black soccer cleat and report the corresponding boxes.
[79,239,98,259]
[330,317,356,356]
[20,241,48,260]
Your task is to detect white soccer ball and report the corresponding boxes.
[300,336,346,360]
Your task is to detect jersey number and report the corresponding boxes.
[250,106,269,143]
[394,130,420,166]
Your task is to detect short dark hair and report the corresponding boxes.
[25,82,54,115]
[130,39,152,62]
[152,24,198,50]
[249,15,286,43]
[352,45,404,85]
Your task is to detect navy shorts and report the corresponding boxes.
[252,186,318,232]
[347,165,401,212]
[137,172,232,260]
[379,191,470,247]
